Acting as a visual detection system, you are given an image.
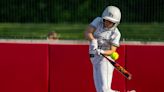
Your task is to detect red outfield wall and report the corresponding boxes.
[49,44,126,92]
[126,45,164,92]
[0,43,49,92]
[0,43,164,92]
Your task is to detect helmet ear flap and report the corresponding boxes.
[102,6,121,23]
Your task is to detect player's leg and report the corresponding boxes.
[91,56,114,92]
[98,57,120,92]
[99,58,115,92]
[90,56,119,92]
[90,55,102,92]
[92,63,102,92]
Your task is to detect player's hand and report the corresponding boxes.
[89,39,98,57]
[89,39,98,50]
[96,49,105,55]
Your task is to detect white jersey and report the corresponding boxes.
[90,17,121,50]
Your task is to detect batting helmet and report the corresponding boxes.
[102,6,121,23]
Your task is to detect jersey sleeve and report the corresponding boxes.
[111,28,121,47]
[89,17,102,29]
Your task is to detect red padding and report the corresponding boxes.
[0,43,49,92]
[49,44,126,92]
[126,45,164,92]
[49,44,95,92]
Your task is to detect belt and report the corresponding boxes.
[90,54,94,58]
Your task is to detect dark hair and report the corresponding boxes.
[47,31,58,40]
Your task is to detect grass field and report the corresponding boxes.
[120,23,164,41]
[0,23,164,42]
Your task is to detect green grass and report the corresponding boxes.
[119,23,164,41]
[0,23,164,42]
[0,23,86,40]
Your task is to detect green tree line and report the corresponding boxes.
[0,0,164,23]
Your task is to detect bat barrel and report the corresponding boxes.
[100,53,132,80]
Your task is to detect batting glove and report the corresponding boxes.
[96,49,105,55]
[89,39,98,50]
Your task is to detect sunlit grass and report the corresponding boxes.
[0,23,164,41]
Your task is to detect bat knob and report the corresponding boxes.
[128,74,132,80]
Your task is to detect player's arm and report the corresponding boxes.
[84,25,96,41]
[102,45,117,56]
[84,25,98,51]
[84,17,101,42]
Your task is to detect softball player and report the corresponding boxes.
[84,6,121,92]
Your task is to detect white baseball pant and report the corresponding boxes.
[90,54,115,92]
